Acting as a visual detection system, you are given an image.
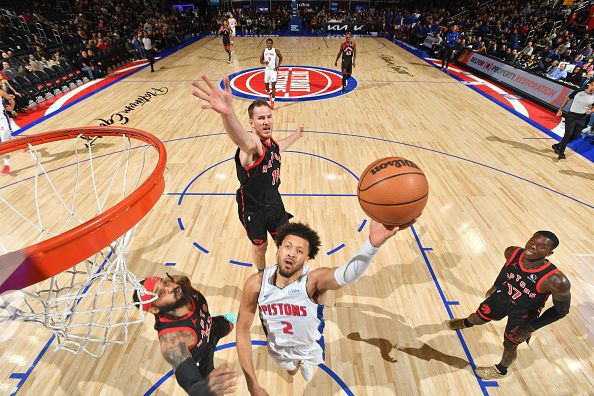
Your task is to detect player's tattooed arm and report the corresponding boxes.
[161,330,217,394]
[159,330,196,368]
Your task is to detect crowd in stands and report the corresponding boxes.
[391,0,594,89]
[3,0,594,117]
[0,0,204,113]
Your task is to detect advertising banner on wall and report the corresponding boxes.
[457,50,575,108]
[325,23,366,33]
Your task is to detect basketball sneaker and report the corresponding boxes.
[551,143,560,155]
[1,165,9,174]
[445,318,466,330]
[299,361,315,382]
[215,312,237,326]
[475,365,507,380]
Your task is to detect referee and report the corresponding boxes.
[554,81,594,159]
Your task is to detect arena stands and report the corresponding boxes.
[0,0,204,112]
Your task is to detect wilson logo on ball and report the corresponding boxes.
[224,66,357,102]
[370,159,420,175]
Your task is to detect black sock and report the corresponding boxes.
[342,75,347,86]
[495,363,508,375]
[463,318,474,328]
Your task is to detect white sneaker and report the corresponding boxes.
[299,361,315,382]
[582,125,592,133]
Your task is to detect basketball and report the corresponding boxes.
[357,157,429,226]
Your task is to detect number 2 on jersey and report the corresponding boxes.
[281,321,294,334]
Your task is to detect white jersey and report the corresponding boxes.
[228,18,237,34]
[0,110,18,142]
[258,265,325,349]
[263,47,277,70]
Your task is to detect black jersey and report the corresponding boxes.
[494,247,559,313]
[154,289,213,362]
[221,26,231,44]
[341,41,355,60]
[235,139,282,210]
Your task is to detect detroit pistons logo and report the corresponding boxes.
[225,66,357,102]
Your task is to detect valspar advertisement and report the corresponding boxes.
[457,51,574,107]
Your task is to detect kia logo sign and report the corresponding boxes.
[326,23,365,32]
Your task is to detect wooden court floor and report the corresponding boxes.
[0,36,593,396]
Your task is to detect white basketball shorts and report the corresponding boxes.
[264,69,277,84]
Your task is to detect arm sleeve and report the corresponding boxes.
[175,357,214,395]
[333,238,379,286]
[188,380,215,396]
[530,297,570,331]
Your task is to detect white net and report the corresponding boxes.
[0,132,160,357]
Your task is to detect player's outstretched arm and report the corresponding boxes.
[278,125,303,152]
[310,220,405,294]
[160,330,231,395]
[191,76,260,155]
[236,273,269,396]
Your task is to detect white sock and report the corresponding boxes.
[4,156,9,166]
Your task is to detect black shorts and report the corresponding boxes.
[476,290,539,345]
[341,59,353,75]
[196,315,233,378]
[237,200,292,245]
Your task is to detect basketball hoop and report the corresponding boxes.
[0,127,166,357]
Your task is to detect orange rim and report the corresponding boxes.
[0,127,167,293]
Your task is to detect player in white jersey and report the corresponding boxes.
[260,38,283,110]
[236,219,413,395]
[228,14,237,48]
[0,87,16,174]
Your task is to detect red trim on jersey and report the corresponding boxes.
[157,298,196,323]
[504,247,521,267]
[476,308,493,321]
[504,331,521,345]
[157,327,198,349]
[244,143,267,171]
[518,253,552,273]
[536,269,560,293]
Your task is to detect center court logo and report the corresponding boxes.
[224,66,357,102]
